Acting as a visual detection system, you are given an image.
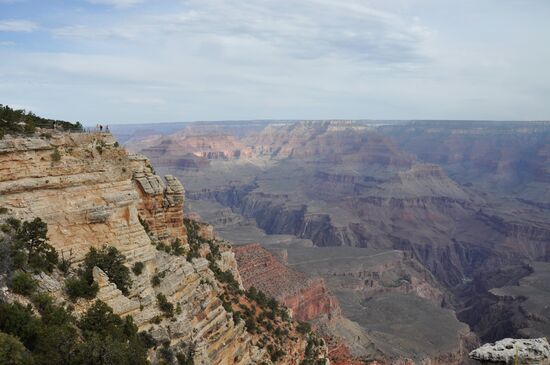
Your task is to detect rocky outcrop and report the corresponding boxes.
[0,131,326,364]
[132,154,187,244]
[233,243,339,322]
[469,338,550,364]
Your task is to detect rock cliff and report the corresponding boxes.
[0,131,328,364]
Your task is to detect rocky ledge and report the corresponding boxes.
[469,338,550,364]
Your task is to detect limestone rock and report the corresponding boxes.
[469,338,550,364]
[87,205,112,223]
[93,267,141,316]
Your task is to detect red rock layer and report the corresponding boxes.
[233,243,339,322]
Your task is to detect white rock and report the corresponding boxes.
[469,338,550,364]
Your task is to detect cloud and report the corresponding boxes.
[87,0,145,8]
[0,20,38,32]
[1,0,550,122]
[53,0,432,65]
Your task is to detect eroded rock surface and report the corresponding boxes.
[233,243,339,322]
[469,338,550,364]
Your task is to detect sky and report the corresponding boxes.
[0,0,549,124]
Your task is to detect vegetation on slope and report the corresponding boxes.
[0,296,148,365]
[0,207,326,364]
[182,218,326,363]
[0,104,83,139]
[0,215,59,298]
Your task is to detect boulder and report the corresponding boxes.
[469,338,550,364]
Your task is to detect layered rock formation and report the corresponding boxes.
[122,119,550,363]
[128,133,253,171]
[248,121,413,167]
[233,243,339,322]
[0,131,327,364]
[381,121,550,197]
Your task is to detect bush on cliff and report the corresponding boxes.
[132,261,144,276]
[65,245,130,300]
[65,275,99,301]
[77,300,148,365]
[8,217,58,274]
[0,217,58,295]
[9,272,37,296]
[0,332,32,365]
[156,293,174,317]
[82,246,131,295]
[0,298,149,365]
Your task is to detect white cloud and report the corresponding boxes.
[0,20,38,32]
[53,0,433,66]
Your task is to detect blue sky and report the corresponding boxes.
[0,0,549,124]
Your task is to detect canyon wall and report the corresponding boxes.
[233,243,339,323]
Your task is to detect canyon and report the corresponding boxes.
[123,119,550,364]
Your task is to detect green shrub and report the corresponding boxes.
[159,343,174,363]
[151,270,165,287]
[138,216,150,234]
[156,293,174,317]
[57,255,72,275]
[83,246,131,295]
[0,299,147,365]
[64,245,130,301]
[76,301,148,365]
[13,218,58,273]
[0,207,8,215]
[65,276,99,301]
[138,331,157,349]
[132,261,144,276]
[0,104,82,135]
[0,332,32,365]
[151,274,161,287]
[10,272,37,296]
[296,321,311,335]
[171,238,185,256]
